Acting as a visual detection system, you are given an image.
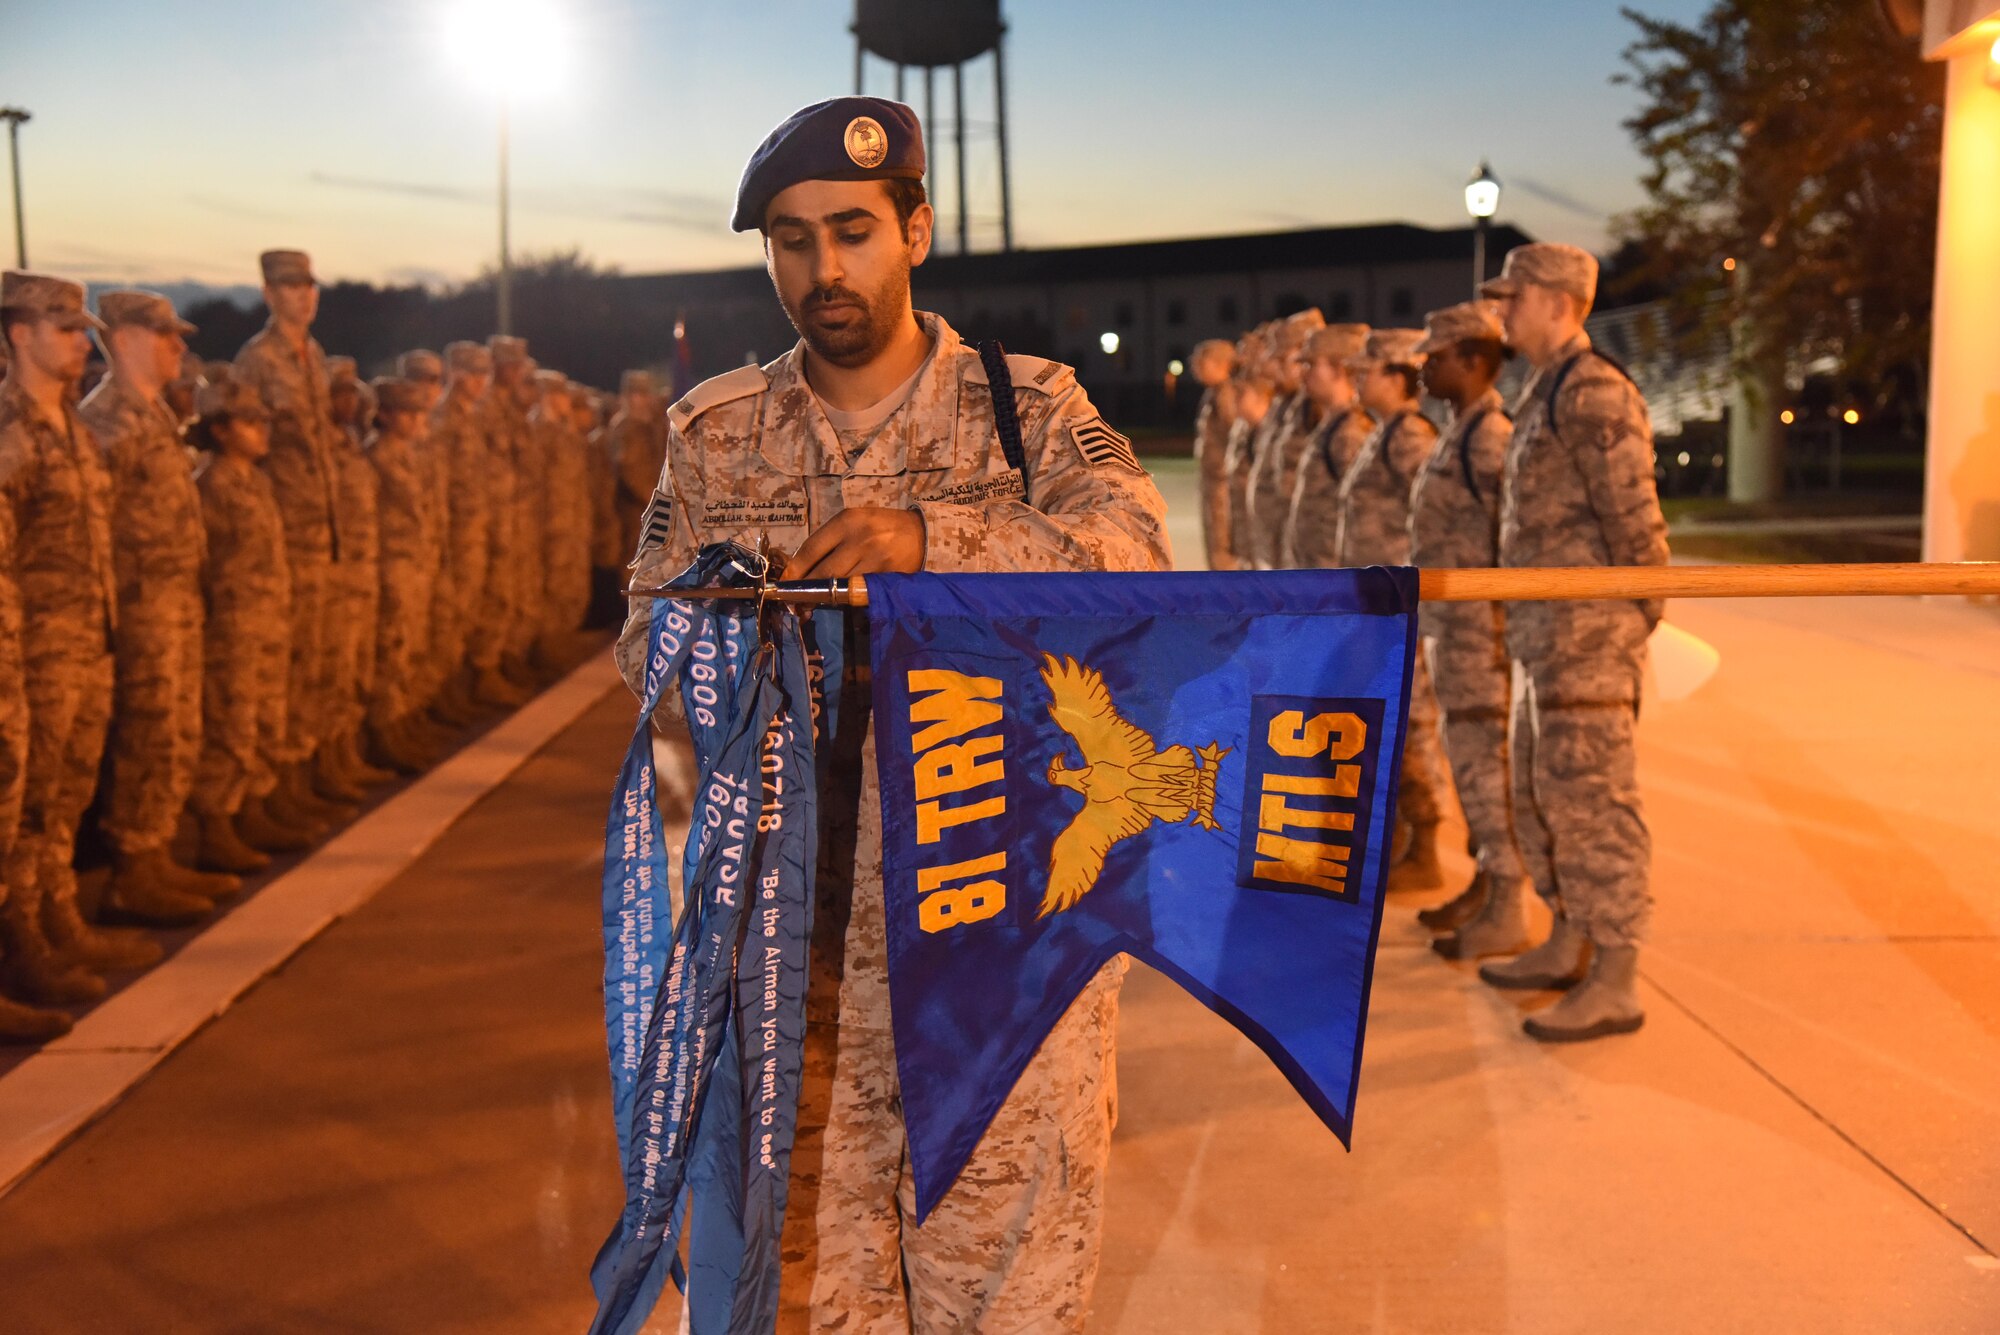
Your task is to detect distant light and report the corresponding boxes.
[1676,450,1692,467]
[1722,257,1737,272]
[441,0,568,97]
[1711,453,1724,468]
[1464,161,1501,220]
[1100,331,1121,355]
[1780,409,1795,424]
[1843,408,1861,425]
[673,319,686,340]
[1167,359,1185,376]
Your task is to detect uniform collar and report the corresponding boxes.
[0,374,74,435]
[767,311,961,478]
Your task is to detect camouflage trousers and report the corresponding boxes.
[506,498,547,660]
[1195,437,1232,571]
[1511,651,1651,947]
[370,566,434,727]
[773,730,1119,1334]
[543,540,592,642]
[0,602,28,871]
[6,643,112,932]
[102,581,204,854]
[280,555,331,763]
[1423,607,1525,885]
[1397,654,1449,830]
[195,587,290,818]
[327,558,378,737]
[472,500,515,673]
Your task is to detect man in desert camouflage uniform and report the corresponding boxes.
[486,335,541,690]
[432,342,514,710]
[0,272,172,1012]
[607,368,668,563]
[363,378,442,772]
[189,375,300,866]
[394,349,457,725]
[619,98,1168,1334]
[1241,307,1323,568]
[321,358,392,791]
[533,370,593,651]
[234,249,353,829]
[1407,301,1529,957]
[81,291,243,900]
[1335,328,1450,894]
[1479,243,1670,1042]
[1187,338,1238,569]
[1280,323,1373,569]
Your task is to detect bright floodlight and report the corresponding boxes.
[441,0,568,97]
[1464,161,1500,220]
[1100,331,1121,355]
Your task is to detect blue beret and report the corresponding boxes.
[731,97,926,233]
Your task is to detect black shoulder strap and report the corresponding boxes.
[1456,407,1495,502]
[1318,408,1351,477]
[977,340,1029,490]
[1547,348,1636,437]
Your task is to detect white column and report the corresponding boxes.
[1923,47,2000,563]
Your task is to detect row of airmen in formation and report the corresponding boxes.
[0,250,671,1042]
[1187,240,1672,1044]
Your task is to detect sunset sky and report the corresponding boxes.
[7,0,1710,292]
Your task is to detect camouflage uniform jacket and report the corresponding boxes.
[1334,407,1437,567]
[197,453,292,609]
[1280,407,1374,569]
[1241,391,1303,564]
[79,373,207,595]
[0,378,117,647]
[608,410,668,547]
[234,324,343,561]
[1498,331,1669,664]
[1409,387,1511,641]
[432,391,490,566]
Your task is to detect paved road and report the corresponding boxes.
[0,464,1994,1332]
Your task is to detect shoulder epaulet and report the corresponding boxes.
[965,350,1073,395]
[666,364,768,431]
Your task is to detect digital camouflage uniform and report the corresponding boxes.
[534,388,593,639]
[327,424,381,739]
[366,420,439,728]
[1191,379,1237,569]
[1498,329,1669,947]
[234,322,342,762]
[430,377,492,689]
[1219,414,1261,569]
[1240,392,1304,570]
[79,372,207,856]
[1281,407,1373,570]
[619,314,1169,1335]
[193,453,292,817]
[1410,386,1524,887]
[473,390,520,677]
[586,420,623,572]
[1336,405,1448,831]
[0,519,25,905]
[0,378,118,941]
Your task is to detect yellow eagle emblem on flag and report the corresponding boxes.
[1039,654,1229,917]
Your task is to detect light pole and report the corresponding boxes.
[1464,160,1500,294]
[497,94,512,335]
[0,107,30,268]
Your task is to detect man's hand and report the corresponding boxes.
[788,506,925,579]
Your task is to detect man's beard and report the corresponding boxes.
[784,267,907,368]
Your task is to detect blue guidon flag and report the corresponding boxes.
[867,567,1417,1220]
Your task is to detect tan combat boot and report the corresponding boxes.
[1523,944,1645,1043]
[1433,875,1532,961]
[102,848,211,931]
[1478,913,1589,991]
[194,813,271,875]
[236,796,317,853]
[1417,872,1488,934]
[0,899,104,1006]
[0,986,71,1043]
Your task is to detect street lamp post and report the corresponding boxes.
[497,95,512,335]
[1464,160,1500,294]
[0,107,30,269]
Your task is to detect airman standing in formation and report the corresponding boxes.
[606,368,667,563]
[81,291,238,908]
[363,378,442,773]
[534,371,594,651]
[1478,243,1669,1042]
[620,97,1169,1333]
[1242,307,1323,569]
[1280,323,1373,569]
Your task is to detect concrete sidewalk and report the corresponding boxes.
[0,468,1992,1331]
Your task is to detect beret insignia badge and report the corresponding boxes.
[843,116,889,169]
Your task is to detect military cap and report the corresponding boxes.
[371,377,426,414]
[326,355,359,384]
[259,249,316,287]
[398,349,443,381]
[488,334,530,365]
[1190,339,1236,368]
[1415,301,1506,357]
[620,369,658,396]
[1,271,105,332]
[202,358,234,382]
[97,289,196,337]
[1359,328,1428,369]
[445,340,492,374]
[1304,323,1370,364]
[1479,242,1597,308]
[195,375,270,423]
[730,96,925,232]
[1279,308,1326,341]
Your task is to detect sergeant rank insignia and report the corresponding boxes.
[1069,417,1141,473]
[1038,654,1228,917]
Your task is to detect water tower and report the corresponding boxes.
[851,0,1014,252]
